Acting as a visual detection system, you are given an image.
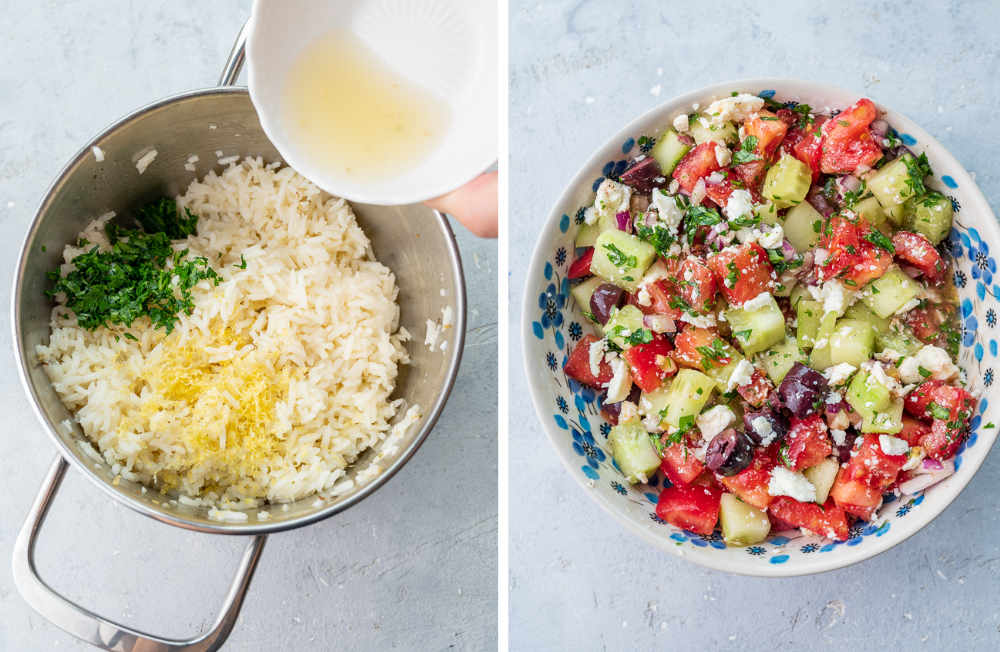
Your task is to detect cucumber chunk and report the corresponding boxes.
[660,369,716,430]
[789,284,812,310]
[854,195,887,227]
[762,154,812,209]
[861,398,904,434]
[725,294,786,356]
[719,493,771,546]
[843,302,890,336]
[782,200,824,252]
[638,385,672,420]
[603,305,645,348]
[570,276,604,319]
[829,319,876,367]
[705,353,747,391]
[808,312,839,370]
[608,421,662,484]
[860,266,921,318]
[803,457,840,504]
[756,201,779,226]
[590,230,657,292]
[796,300,823,350]
[651,129,692,176]
[846,369,892,420]
[876,323,922,356]
[869,155,916,208]
[907,192,954,245]
[759,337,807,385]
[689,117,738,146]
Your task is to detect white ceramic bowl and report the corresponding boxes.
[246,0,496,205]
[522,78,1000,576]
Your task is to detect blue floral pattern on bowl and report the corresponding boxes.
[525,84,1000,574]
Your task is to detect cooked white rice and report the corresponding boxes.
[37,157,419,505]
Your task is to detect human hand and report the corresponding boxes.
[423,171,498,238]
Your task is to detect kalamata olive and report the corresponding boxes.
[590,283,625,324]
[599,386,642,425]
[743,408,789,446]
[836,431,859,463]
[619,156,664,193]
[778,362,829,418]
[704,429,755,476]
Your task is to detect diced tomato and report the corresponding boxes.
[829,476,883,520]
[768,496,850,541]
[904,302,958,348]
[820,98,883,174]
[630,278,681,318]
[892,231,946,282]
[898,415,932,447]
[672,142,721,194]
[743,110,789,160]
[733,160,768,192]
[774,108,799,128]
[678,257,718,314]
[622,335,676,393]
[660,436,705,486]
[819,215,891,286]
[903,381,976,460]
[707,242,775,305]
[782,117,827,182]
[736,368,773,408]
[567,248,594,279]
[841,433,907,489]
[655,482,722,536]
[717,447,776,510]
[670,327,731,371]
[563,334,612,388]
[782,415,833,471]
[704,175,736,208]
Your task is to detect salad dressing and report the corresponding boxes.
[282,30,449,180]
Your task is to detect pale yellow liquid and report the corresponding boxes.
[282,31,450,180]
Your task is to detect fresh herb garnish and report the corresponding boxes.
[767,248,804,274]
[733,329,752,341]
[917,366,932,379]
[235,254,247,269]
[732,135,761,164]
[683,204,723,240]
[634,223,676,257]
[903,152,933,197]
[792,103,814,128]
[603,242,637,269]
[46,198,220,334]
[841,181,868,209]
[864,230,895,253]
[696,338,729,370]
[725,261,739,288]
[928,402,951,420]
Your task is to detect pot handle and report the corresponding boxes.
[13,455,268,652]
[218,19,249,87]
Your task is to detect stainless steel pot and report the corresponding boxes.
[11,24,466,651]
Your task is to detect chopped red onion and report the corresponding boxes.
[677,133,695,147]
[921,458,944,471]
[871,119,889,137]
[644,314,676,334]
[838,175,862,195]
[615,211,633,234]
[644,210,658,227]
[900,263,924,278]
[781,239,798,261]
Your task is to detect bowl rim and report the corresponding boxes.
[12,85,467,535]
[244,0,497,206]
[521,76,1000,577]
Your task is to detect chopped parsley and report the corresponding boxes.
[841,181,868,209]
[725,261,739,288]
[767,248,804,274]
[903,152,933,197]
[733,329,752,341]
[792,103,813,128]
[603,242,637,269]
[928,402,951,420]
[684,204,723,240]
[696,338,729,370]
[46,198,220,334]
[235,254,247,269]
[864,230,895,253]
[732,135,761,164]
[608,325,653,347]
[917,366,932,379]
[635,223,676,257]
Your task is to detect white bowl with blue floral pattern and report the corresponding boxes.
[521,78,1000,576]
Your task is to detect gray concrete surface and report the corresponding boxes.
[510,1,1000,650]
[0,2,496,650]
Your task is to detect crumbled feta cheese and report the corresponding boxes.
[668,179,680,194]
[876,348,902,364]
[696,405,735,441]
[593,179,632,223]
[768,467,817,502]
[824,362,857,386]
[583,206,597,225]
[895,297,921,315]
[707,171,725,185]
[740,292,773,311]
[726,359,755,392]
[636,286,651,306]
[650,189,684,233]
[863,360,901,394]
[897,345,960,384]
[901,446,926,471]
[756,223,784,249]
[751,416,777,446]
[673,114,690,133]
[725,189,754,222]
[678,311,716,328]
[813,248,829,267]
[606,356,632,403]
[704,93,765,127]
[715,145,732,167]
[619,400,639,423]
[826,391,843,404]
[809,280,854,316]
[690,178,707,206]
[830,428,848,446]
[879,434,909,456]
[589,339,607,377]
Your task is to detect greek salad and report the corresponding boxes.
[564,92,975,544]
